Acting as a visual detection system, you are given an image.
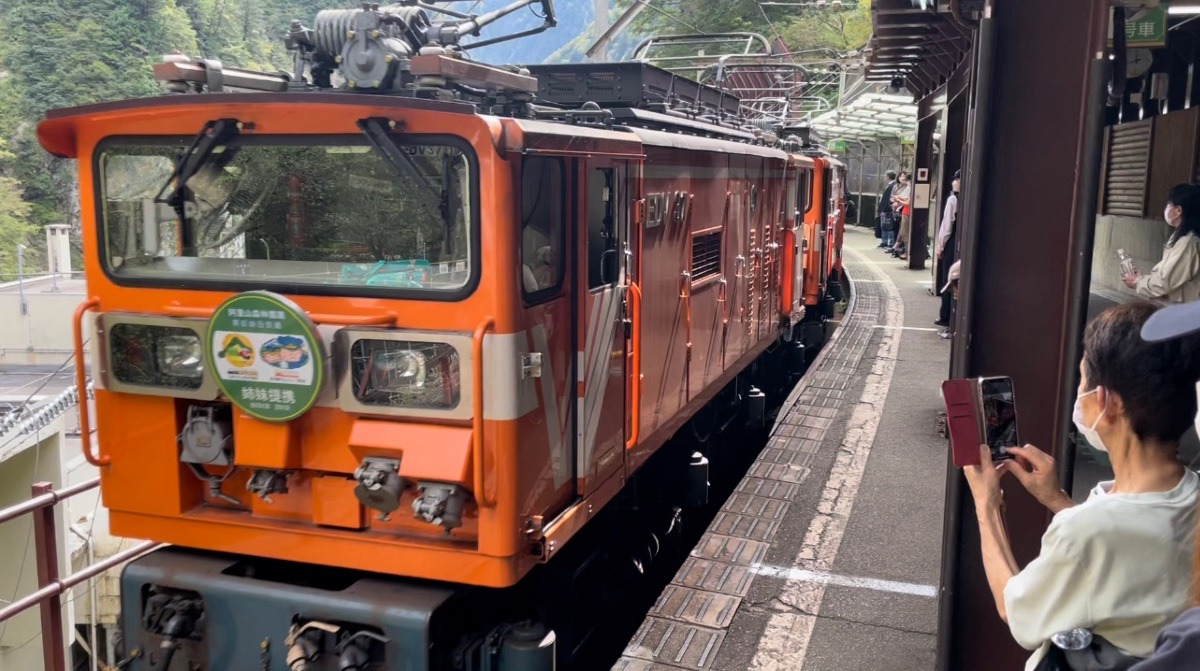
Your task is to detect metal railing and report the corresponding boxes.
[0,478,159,671]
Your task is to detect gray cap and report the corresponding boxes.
[1141,301,1200,342]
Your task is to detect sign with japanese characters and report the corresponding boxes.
[205,291,324,422]
[1110,7,1166,48]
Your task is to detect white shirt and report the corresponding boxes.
[937,192,958,255]
[1004,469,1199,671]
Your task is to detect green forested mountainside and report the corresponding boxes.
[628,0,870,54]
[0,0,868,277]
[0,0,353,275]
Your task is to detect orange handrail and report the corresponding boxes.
[626,282,642,450]
[163,303,398,326]
[73,298,108,467]
[472,317,496,507]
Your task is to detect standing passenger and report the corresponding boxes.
[878,170,898,248]
[1123,183,1200,303]
[935,171,961,330]
[891,171,912,258]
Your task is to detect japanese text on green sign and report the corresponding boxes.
[205,292,324,422]
[1110,7,1166,48]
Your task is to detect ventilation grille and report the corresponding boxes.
[1104,120,1152,217]
[691,232,722,282]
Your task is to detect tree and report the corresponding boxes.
[629,0,871,56]
[0,176,36,279]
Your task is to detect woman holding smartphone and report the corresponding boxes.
[962,301,1200,670]
[1123,183,1200,303]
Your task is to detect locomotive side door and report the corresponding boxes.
[814,161,830,301]
[577,162,628,496]
[518,156,577,521]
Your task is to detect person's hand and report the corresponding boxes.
[1123,272,1141,288]
[999,444,1074,513]
[963,445,1004,511]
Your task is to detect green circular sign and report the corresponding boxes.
[205,291,325,422]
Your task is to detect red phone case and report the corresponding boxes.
[943,379,982,467]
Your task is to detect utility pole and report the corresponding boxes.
[16,244,27,315]
[592,0,610,61]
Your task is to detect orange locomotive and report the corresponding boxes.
[36,3,846,669]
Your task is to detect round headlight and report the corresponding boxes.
[156,335,204,379]
[370,350,428,390]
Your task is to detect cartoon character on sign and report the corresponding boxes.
[218,334,255,368]
[260,336,310,370]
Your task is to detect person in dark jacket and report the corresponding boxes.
[878,170,897,248]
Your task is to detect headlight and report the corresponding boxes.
[370,349,427,390]
[110,324,205,390]
[351,340,459,409]
[156,335,204,380]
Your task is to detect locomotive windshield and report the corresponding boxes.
[95,135,475,295]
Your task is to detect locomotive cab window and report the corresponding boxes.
[588,168,618,289]
[799,169,814,216]
[830,169,841,212]
[521,157,565,299]
[95,135,477,297]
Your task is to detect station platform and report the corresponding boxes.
[615,226,951,671]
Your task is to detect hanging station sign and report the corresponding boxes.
[1109,6,1167,48]
[205,291,324,422]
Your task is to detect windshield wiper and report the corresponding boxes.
[154,118,244,218]
[356,117,442,203]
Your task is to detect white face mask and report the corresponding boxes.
[1073,388,1108,453]
[1166,205,1181,228]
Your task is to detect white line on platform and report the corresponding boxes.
[749,244,905,671]
[750,564,938,598]
[874,325,939,332]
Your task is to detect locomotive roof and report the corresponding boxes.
[37,92,476,159]
[40,90,824,164]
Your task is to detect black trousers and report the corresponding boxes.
[937,227,959,325]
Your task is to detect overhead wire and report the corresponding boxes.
[0,420,43,643]
[755,0,788,49]
[0,348,85,456]
[0,347,89,643]
[637,0,702,35]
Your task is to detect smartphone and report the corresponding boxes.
[976,376,1018,462]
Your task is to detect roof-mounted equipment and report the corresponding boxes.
[154,1,554,101]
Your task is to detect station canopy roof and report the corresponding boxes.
[809,86,918,142]
[806,78,916,141]
[862,0,975,100]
